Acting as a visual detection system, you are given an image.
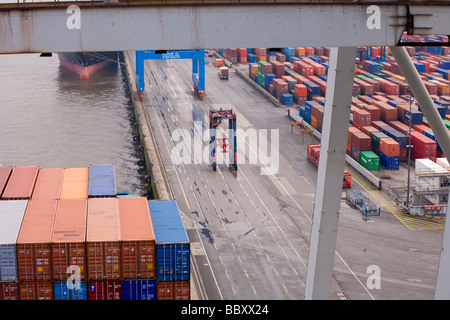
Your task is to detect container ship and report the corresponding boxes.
[58,51,120,79]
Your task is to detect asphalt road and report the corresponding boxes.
[127,51,444,300]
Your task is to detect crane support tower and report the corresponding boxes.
[209,109,237,175]
[136,49,206,101]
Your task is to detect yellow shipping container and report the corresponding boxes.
[311,116,317,129]
[391,74,405,82]
[60,168,89,199]
[295,47,305,57]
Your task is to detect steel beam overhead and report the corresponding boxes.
[304,46,356,300]
[0,3,449,53]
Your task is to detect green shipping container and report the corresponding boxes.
[360,151,380,171]
[443,119,450,129]
[371,132,389,149]
[258,61,268,72]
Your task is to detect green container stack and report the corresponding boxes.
[360,151,380,171]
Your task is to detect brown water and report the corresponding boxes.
[0,52,150,196]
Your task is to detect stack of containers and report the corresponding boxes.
[119,197,156,300]
[351,131,371,162]
[1,166,39,200]
[226,48,238,64]
[294,83,307,106]
[148,200,190,300]
[0,200,28,300]
[249,63,258,82]
[253,48,267,62]
[52,199,88,300]
[310,103,324,131]
[272,79,288,100]
[379,138,400,169]
[16,199,58,300]
[270,61,286,79]
[370,131,389,155]
[237,48,247,64]
[86,198,122,300]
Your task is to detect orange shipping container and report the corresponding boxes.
[119,197,156,279]
[51,199,87,281]
[16,199,58,281]
[1,166,39,200]
[60,168,89,199]
[380,138,400,157]
[86,198,121,280]
[32,168,64,200]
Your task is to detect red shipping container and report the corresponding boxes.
[358,95,373,105]
[88,280,122,300]
[311,62,326,76]
[361,126,379,137]
[19,282,53,300]
[0,283,19,300]
[372,120,389,129]
[380,138,400,157]
[373,101,398,122]
[410,131,437,156]
[362,104,380,121]
[261,63,273,74]
[1,166,39,200]
[276,52,286,62]
[294,84,307,97]
[273,79,288,99]
[51,199,87,281]
[412,124,430,134]
[157,281,190,300]
[387,120,416,137]
[352,132,371,151]
[361,78,380,92]
[269,61,285,78]
[348,127,361,145]
[353,108,371,126]
[305,47,315,56]
[0,166,12,198]
[296,95,307,106]
[17,199,58,281]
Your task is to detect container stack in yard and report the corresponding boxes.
[216,33,449,172]
[0,165,190,300]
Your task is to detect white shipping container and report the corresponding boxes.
[415,158,450,192]
[0,200,28,282]
[436,158,450,170]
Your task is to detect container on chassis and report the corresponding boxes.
[31,168,64,200]
[118,197,156,280]
[1,166,39,200]
[51,199,87,281]
[88,164,116,198]
[86,198,121,280]
[148,200,190,283]
[0,200,28,282]
[16,199,57,281]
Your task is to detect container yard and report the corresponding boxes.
[0,165,190,300]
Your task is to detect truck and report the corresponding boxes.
[307,143,352,188]
[213,59,223,67]
[218,67,229,79]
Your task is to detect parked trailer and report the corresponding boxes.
[218,67,229,79]
[307,143,352,188]
[346,190,381,216]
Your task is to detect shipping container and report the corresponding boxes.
[119,197,156,279]
[379,151,400,170]
[86,198,121,280]
[60,168,89,199]
[157,281,190,300]
[19,282,53,300]
[0,200,28,282]
[360,151,380,170]
[51,199,87,281]
[148,200,190,282]
[16,199,58,281]
[31,168,64,200]
[1,166,39,200]
[88,280,122,300]
[0,166,12,198]
[53,281,88,300]
[88,164,116,198]
[122,279,156,300]
[379,138,400,157]
[371,132,389,149]
[352,132,371,151]
[0,282,19,300]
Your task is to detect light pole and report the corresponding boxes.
[406,93,415,214]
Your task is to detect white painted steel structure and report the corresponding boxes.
[0,1,450,300]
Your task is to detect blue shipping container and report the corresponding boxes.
[247,54,257,63]
[122,280,156,300]
[439,60,450,70]
[423,130,443,153]
[148,200,190,282]
[304,110,311,124]
[403,109,423,125]
[88,164,116,198]
[303,81,321,96]
[433,68,450,80]
[53,282,88,300]
[281,93,294,105]
[299,106,305,118]
[379,151,399,170]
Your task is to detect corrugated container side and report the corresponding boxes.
[51,199,87,281]
[119,197,156,279]
[148,200,190,282]
[0,282,19,300]
[0,200,28,282]
[88,280,122,300]
[88,164,116,198]
[53,281,88,300]
[0,166,12,198]
[1,166,39,200]
[157,281,190,300]
[122,279,156,300]
[60,168,89,199]
[19,282,53,300]
[16,200,58,281]
[31,168,64,200]
[86,198,121,280]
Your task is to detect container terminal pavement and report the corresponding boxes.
[0,165,190,300]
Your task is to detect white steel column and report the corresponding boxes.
[387,47,450,300]
[304,46,357,300]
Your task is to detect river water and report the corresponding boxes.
[0,52,150,197]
